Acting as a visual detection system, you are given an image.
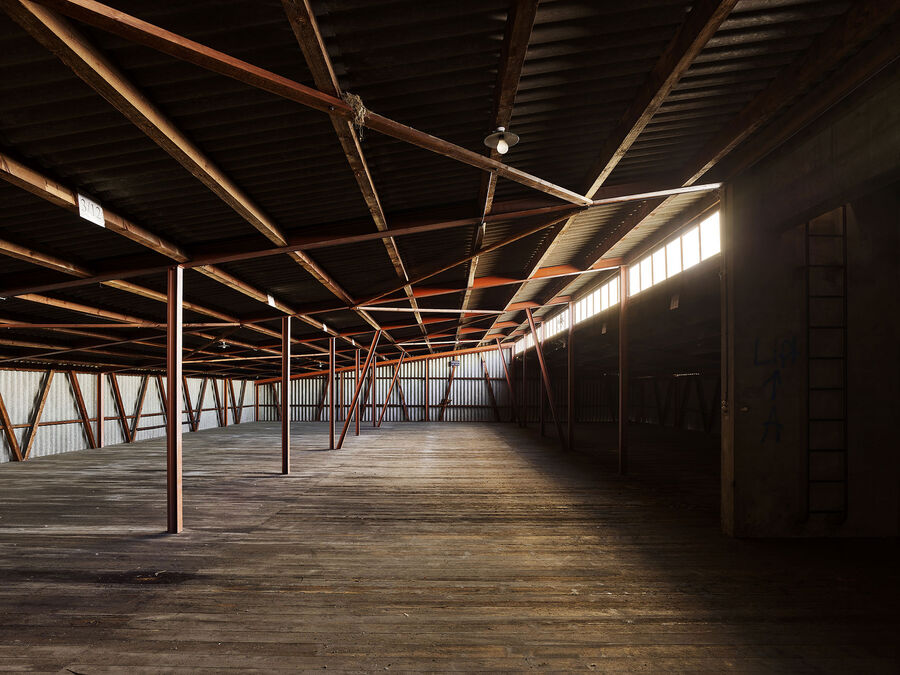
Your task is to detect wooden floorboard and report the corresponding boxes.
[0,422,898,672]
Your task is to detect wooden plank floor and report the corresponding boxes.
[0,422,898,673]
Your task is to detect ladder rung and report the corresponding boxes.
[808,357,845,361]
[809,387,843,391]
[808,294,845,298]
[809,479,846,484]
[809,418,846,422]
[807,233,845,238]
[809,509,847,515]
[807,264,845,268]
[809,325,845,329]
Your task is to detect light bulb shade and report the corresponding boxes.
[484,127,519,153]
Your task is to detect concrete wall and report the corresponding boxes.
[0,371,256,463]
[722,64,900,536]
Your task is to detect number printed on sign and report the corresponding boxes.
[77,193,105,227]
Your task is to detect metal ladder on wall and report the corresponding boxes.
[805,206,848,521]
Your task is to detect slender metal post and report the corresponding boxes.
[337,364,343,421]
[328,337,335,449]
[223,377,229,426]
[166,265,183,534]
[281,316,291,474]
[96,371,104,448]
[618,265,629,474]
[254,382,259,421]
[520,340,527,427]
[539,322,545,437]
[371,356,377,427]
[337,330,382,448]
[424,359,430,421]
[567,301,575,452]
[354,349,361,436]
[526,308,566,452]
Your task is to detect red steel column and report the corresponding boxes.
[166,265,183,534]
[223,377,229,427]
[424,359,430,421]
[618,265,629,474]
[521,342,527,427]
[354,349,361,436]
[281,316,291,474]
[539,322,545,437]
[96,372,104,449]
[328,337,335,449]
[567,301,575,452]
[371,357,377,427]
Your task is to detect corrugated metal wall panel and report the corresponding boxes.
[269,350,514,424]
[0,370,256,463]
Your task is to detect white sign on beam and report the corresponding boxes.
[76,193,105,227]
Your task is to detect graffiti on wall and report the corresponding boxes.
[754,335,798,443]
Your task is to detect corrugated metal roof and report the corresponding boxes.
[0,0,885,375]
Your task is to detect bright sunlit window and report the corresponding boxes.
[513,210,720,353]
[682,226,701,270]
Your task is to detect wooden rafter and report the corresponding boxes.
[21,0,593,206]
[477,0,735,342]
[458,0,539,342]
[281,0,431,350]
[484,0,898,341]
[3,0,384,354]
[0,152,338,359]
[583,0,738,197]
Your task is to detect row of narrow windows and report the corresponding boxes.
[513,211,720,354]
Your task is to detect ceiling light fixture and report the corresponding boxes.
[483,127,519,155]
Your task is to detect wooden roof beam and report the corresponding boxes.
[457,0,539,342]
[4,0,388,355]
[480,0,897,343]
[0,151,346,359]
[281,0,431,351]
[583,0,738,197]
[22,0,591,206]
[476,0,736,343]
